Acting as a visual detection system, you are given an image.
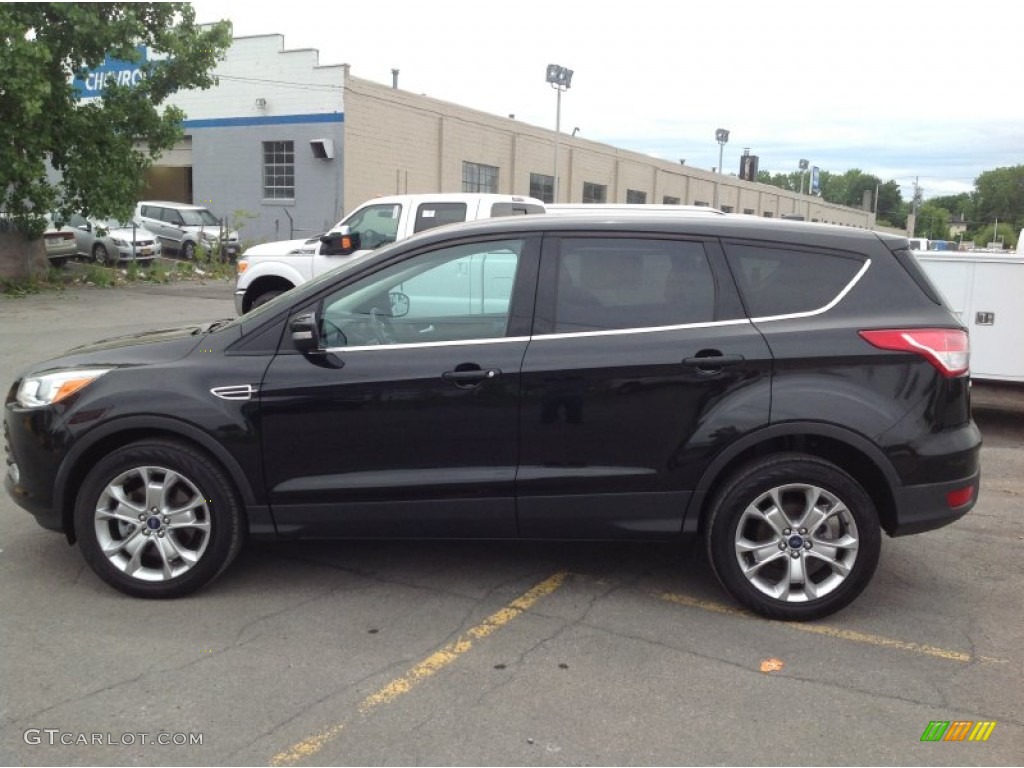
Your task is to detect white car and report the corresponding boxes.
[135,201,239,260]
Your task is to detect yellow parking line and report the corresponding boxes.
[659,592,1005,664]
[271,571,568,766]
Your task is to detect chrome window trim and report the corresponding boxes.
[749,258,871,324]
[531,318,751,342]
[322,318,755,353]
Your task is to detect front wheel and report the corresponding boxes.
[249,289,284,311]
[181,241,196,260]
[92,242,111,265]
[707,454,881,621]
[74,440,244,598]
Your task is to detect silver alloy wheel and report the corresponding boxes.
[93,465,212,582]
[733,483,859,603]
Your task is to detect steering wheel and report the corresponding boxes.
[321,317,348,348]
[370,307,397,345]
[361,229,381,248]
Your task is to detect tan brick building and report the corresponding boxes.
[148,33,875,245]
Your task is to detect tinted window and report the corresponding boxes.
[550,238,716,333]
[725,243,865,318]
[413,202,467,233]
[161,208,183,225]
[320,238,523,347]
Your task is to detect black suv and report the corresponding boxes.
[4,214,980,619]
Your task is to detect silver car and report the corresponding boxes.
[65,214,161,264]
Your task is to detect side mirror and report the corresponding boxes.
[320,226,361,256]
[289,311,320,354]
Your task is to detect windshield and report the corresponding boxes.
[180,209,221,227]
[95,218,139,230]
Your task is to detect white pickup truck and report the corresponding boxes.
[234,193,545,314]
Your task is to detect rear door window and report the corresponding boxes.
[724,243,866,318]
[547,237,717,333]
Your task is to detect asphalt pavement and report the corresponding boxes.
[1,279,1021,766]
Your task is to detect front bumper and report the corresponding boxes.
[4,405,64,531]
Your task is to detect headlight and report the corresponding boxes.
[111,238,129,247]
[16,369,112,408]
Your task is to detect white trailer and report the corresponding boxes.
[914,250,1024,383]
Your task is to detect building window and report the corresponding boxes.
[463,162,499,193]
[262,141,295,199]
[582,182,607,204]
[529,173,554,203]
[743,208,755,215]
[626,189,647,204]
[763,211,774,218]
[663,196,681,205]
[721,205,734,213]
[694,200,710,207]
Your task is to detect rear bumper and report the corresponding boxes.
[889,468,981,536]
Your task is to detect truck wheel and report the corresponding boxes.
[250,289,284,310]
[706,453,881,621]
[74,439,245,598]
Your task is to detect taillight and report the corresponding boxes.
[859,329,969,377]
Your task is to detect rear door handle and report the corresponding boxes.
[682,352,745,374]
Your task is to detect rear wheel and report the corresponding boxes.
[707,453,881,620]
[181,241,196,260]
[74,440,244,598]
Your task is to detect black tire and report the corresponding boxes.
[50,257,69,268]
[249,289,284,311]
[706,453,881,621]
[74,439,244,598]
[92,242,111,265]
[181,241,196,260]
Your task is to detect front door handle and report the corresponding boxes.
[442,368,502,387]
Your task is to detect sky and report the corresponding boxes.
[189,0,1022,202]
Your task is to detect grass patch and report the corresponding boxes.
[1,267,71,297]
[82,264,116,287]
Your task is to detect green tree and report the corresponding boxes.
[928,192,973,220]
[0,3,231,277]
[973,165,1024,229]
[914,203,951,240]
[875,181,907,229]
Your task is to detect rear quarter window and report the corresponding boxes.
[413,202,468,233]
[724,243,865,318]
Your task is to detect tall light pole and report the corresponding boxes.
[714,128,729,208]
[798,158,809,195]
[545,64,573,203]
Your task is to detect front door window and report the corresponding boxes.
[319,239,524,348]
